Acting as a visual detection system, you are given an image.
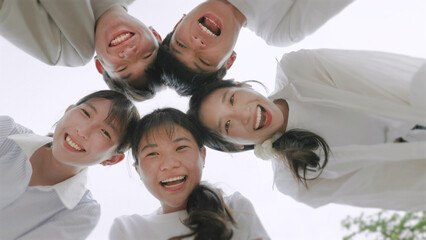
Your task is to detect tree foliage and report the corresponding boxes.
[341,210,426,240]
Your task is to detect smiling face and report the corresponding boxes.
[136,125,205,214]
[199,87,285,145]
[170,0,244,72]
[52,99,123,167]
[95,6,160,88]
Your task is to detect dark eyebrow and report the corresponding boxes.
[170,42,182,55]
[140,137,191,152]
[141,143,157,152]
[85,102,119,137]
[217,89,230,133]
[171,40,209,73]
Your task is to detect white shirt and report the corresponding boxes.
[0,0,132,66]
[228,0,354,47]
[268,49,426,211]
[0,116,100,240]
[109,192,270,240]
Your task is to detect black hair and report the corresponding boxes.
[102,63,165,102]
[154,30,227,96]
[188,80,330,187]
[75,90,139,153]
[131,108,235,239]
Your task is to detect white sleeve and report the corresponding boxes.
[0,116,32,155]
[18,196,101,240]
[109,218,127,240]
[228,192,271,240]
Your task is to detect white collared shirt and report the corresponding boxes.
[109,192,270,240]
[268,49,426,211]
[0,116,100,240]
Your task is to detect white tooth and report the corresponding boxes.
[198,23,217,37]
[255,106,261,129]
[162,175,185,183]
[66,136,82,151]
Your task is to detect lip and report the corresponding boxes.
[160,175,187,192]
[253,105,272,130]
[63,134,85,152]
[197,13,223,39]
[109,31,135,47]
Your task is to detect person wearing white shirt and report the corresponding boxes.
[187,49,426,211]
[153,0,354,95]
[109,108,270,240]
[0,90,139,240]
[0,0,163,100]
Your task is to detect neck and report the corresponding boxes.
[29,146,82,186]
[224,0,247,27]
[274,99,289,133]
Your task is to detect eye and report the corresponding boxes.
[81,108,90,118]
[101,129,111,140]
[176,145,188,151]
[199,58,210,66]
[176,40,186,48]
[230,94,234,105]
[117,66,127,72]
[146,152,159,157]
[225,120,231,134]
[143,52,153,59]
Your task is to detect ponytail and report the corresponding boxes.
[272,129,330,187]
[169,184,235,240]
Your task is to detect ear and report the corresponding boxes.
[100,153,125,166]
[173,14,186,30]
[149,26,162,42]
[225,51,237,70]
[94,57,104,74]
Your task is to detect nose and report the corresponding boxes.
[118,45,137,59]
[76,125,91,140]
[234,105,250,126]
[160,155,181,171]
[192,35,205,48]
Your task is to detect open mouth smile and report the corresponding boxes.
[65,134,85,152]
[254,105,268,130]
[109,32,135,47]
[198,16,221,37]
[160,175,187,189]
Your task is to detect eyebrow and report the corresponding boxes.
[85,102,119,137]
[217,89,230,133]
[139,137,193,152]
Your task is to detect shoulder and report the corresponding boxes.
[225,191,256,212]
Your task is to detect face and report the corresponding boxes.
[200,86,285,145]
[95,6,160,88]
[52,99,123,167]
[170,0,242,72]
[136,125,205,214]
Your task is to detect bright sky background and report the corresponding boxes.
[1,0,425,239]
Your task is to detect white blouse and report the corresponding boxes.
[268,49,426,211]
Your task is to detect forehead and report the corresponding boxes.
[140,124,196,146]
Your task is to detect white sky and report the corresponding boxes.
[1,0,425,239]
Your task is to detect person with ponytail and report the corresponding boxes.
[0,90,140,240]
[188,49,426,211]
[109,108,269,240]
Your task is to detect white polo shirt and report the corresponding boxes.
[0,116,100,240]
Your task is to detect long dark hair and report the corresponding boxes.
[188,80,330,187]
[154,31,227,96]
[131,108,235,239]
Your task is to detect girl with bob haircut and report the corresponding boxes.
[109,108,269,240]
[0,90,140,240]
[188,49,426,211]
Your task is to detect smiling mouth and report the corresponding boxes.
[198,16,221,36]
[160,175,187,188]
[254,105,267,130]
[65,135,85,152]
[109,32,135,47]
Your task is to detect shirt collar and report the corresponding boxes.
[8,133,88,209]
